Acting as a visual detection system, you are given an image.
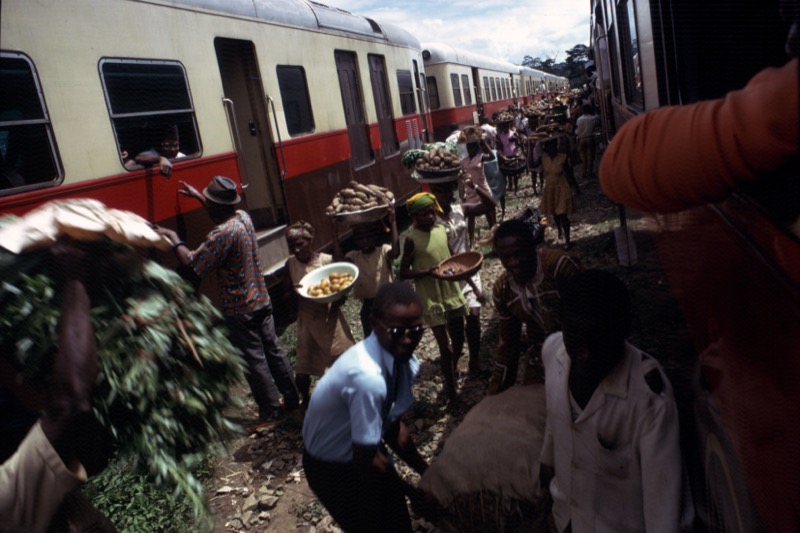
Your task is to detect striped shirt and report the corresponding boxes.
[187,210,269,315]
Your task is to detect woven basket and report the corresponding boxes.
[415,167,461,180]
[434,491,552,533]
[432,251,483,281]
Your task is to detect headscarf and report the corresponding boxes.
[406,192,443,216]
[285,220,315,240]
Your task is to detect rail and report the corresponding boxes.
[222,98,250,190]
[266,95,287,179]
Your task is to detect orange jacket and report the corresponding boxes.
[600,59,798,212]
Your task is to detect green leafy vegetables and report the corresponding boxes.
[0,232,245,524]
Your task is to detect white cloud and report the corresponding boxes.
[329,0,589,64]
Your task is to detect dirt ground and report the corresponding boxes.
[202,170,695,532]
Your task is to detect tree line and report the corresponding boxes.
[521,43,590,89]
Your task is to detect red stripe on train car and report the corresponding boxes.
[278,130,350,179]
[369,123,381,150]
[429,106,478,128]
[0,153,240,222]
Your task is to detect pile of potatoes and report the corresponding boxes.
[325,180,394,216]
[414,146,461,172]
[306,272,355,297]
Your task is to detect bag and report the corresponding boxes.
[512,206,545,245]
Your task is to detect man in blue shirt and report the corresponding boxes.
[302,282,430,532]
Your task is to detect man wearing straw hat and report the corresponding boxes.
[157,176,300,430]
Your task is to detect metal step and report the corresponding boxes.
[255,224,289,277]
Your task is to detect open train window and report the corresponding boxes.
[451,73,463,107]
[0,51,62,196]
[483,77,490,102]
[616,0,644,109]
[427,76,440,110]
[277,66,315,135]
[100,59,200,169]
[461,75,472,106]
[490,78,497,101]
[397,70,416,115]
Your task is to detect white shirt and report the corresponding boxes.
[540,332,682,533]
[575,114,598,139]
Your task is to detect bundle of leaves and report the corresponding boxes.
[0,233,245,523]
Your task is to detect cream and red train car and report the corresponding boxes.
[517,67,569,104]
[590,0,799,530]
[0,0,429,308]
[421,42,522,139]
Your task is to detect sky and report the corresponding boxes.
[329,0,590,65]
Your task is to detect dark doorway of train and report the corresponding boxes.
[214,38,287,231]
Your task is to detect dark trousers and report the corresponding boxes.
[225,302,299,417]
[359,298,374,338]
[303,451,412,533]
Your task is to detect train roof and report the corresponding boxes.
[140,0,420,48]
[421,42,519,74]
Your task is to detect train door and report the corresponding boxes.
[471,67,484,117]
[334,50,373,170]
[413,59,430,142]
[214,38,287,231]
[367,54,399,159]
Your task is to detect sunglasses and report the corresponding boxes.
[376,320,425,340]
[161,142,180,148]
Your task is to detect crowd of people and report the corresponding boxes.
[4,1,798,525]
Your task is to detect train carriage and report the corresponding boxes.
[1,0,430,311]
[590,0,800,530]
[421,42,522,139]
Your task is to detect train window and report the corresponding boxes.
[616,0,644,109]
[451,73,463,107]
[100,59,200,167]
[277,66,315,135]
[0,52,62,195]
[490,78,497,101]
[426,76,440,110]
[483,77,490,102]
[397,70,416,115]
[461,75,472,105]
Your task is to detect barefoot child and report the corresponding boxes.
[460,126,497,250]
[285,221,355,407]
[430,181,487,377]
[400,193,467,403]
[331,204,400,337]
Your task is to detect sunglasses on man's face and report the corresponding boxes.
[376,320,425,340]
[161,142,180,148]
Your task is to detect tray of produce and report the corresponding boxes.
[325,181,395,223]
[431,251,484,281]
[499,157,527,171]
[405,144,462,182]
[412,167,463,183]
[297,262,359,303]
[335,203,392,224]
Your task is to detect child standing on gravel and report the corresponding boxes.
[430,180,487,378]
[400,193,467,404]
[330,205,400,338]
[540,135,577,250]
[285,221,355,407]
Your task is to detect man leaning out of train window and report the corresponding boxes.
[134,124,186,178]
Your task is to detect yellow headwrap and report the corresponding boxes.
[406,192,443,216]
